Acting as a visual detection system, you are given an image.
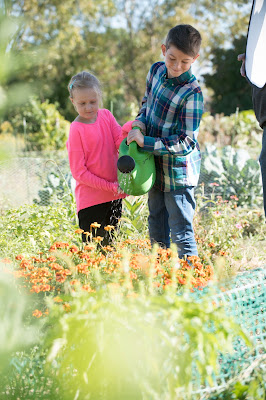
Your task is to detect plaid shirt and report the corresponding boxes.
[136,61,204,192]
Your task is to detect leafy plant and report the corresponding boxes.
[198,145,263,207]
[41,283,250,400]
[198,110,262,151]
[0,267,38,376]
[0,202,77,258]
[33,170,75,207]
[120,195,149,237]
[9,97,70,151]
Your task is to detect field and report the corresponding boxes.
[0,185,265,399]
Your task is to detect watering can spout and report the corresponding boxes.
[117,154,135,173]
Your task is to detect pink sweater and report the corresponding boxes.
[66,109,131,213]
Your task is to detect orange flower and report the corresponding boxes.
[187,255,200,263]
[32,309,42,318]
[84,244,95,251]
[1,258,12,264]
[129,271,138,280]
[219,250,228,256]
[53,296,63,302]
[90,222,101,229]
[83,231,92,237]
[102,245,114,252]
[76,263,89,274]
[69,245,79,253]
[31,285,41,293]
[15,255,24,260]
[208,242,216,248]
[177,276,187,285]
[47,255,56,262]
[53,242,69,249]
[63,303,71,312]
[104,225,114,231]
[55,273,66,283]
[75,229,84,234]
[93,236,104,243]
[49,262,64,271]
[20,259,32,269]
[39,284,51,292]
[82,284,94,292]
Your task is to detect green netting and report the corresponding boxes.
[192,268,266,398]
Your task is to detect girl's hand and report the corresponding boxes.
[117,185,125,194]
[112,182,125,194]
[127,128,144,147]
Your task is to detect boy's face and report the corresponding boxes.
[161,44,199,79]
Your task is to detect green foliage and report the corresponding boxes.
[0,190,265,399]
[199,110,262,150]
[9,97,70,151]
[0,202,77,258]
[0,347,58,399]
[203,36,253,115]
[121,196,149,237]
[33,170,75,207]
[4,1,251,122]
[0,270,38,373]
[199,145,263,207]
[208,365,266,399]
[40,286,249,400]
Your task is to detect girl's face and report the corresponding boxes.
[71,87,100,123]
[161,44,199,79]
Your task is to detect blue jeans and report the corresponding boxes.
[148,186,198,258]
[259,127,266,217]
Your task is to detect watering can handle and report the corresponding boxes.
[128,126,141,154]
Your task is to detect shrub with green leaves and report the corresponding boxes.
[8,97,70,151]
[41,285,250,400]
[198,145,263,207]
[199,110,262,149]
[0,202,77,258]
[0,269,38,375]
[33,170,75,206]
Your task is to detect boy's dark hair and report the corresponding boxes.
[165,24,201,58]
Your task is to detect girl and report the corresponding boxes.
[66,71,128,246]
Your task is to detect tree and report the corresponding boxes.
[4,0,253,122]
[203,35,253,115]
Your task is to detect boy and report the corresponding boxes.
[127,24,204,258]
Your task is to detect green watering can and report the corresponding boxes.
[117,128,156,196]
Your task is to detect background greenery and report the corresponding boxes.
[1,0,254,126]
[0,1,266,398]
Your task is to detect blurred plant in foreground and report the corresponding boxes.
[0,265,37,373]
[42,280,250,400]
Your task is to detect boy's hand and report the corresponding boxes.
[237,53,246,77]
[127,128,144,147]
[131,120,146,134]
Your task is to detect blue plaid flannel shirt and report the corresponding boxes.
[136,61,204,192]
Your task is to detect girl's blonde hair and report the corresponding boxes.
[68,71,102,100]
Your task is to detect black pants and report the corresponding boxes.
[78,199,122,246]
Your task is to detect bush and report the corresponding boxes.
[8,97,70,151]
[198,145,263,207]
[198,110,262,150]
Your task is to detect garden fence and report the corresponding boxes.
[0,148,264,210]
[193,268,266,399]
